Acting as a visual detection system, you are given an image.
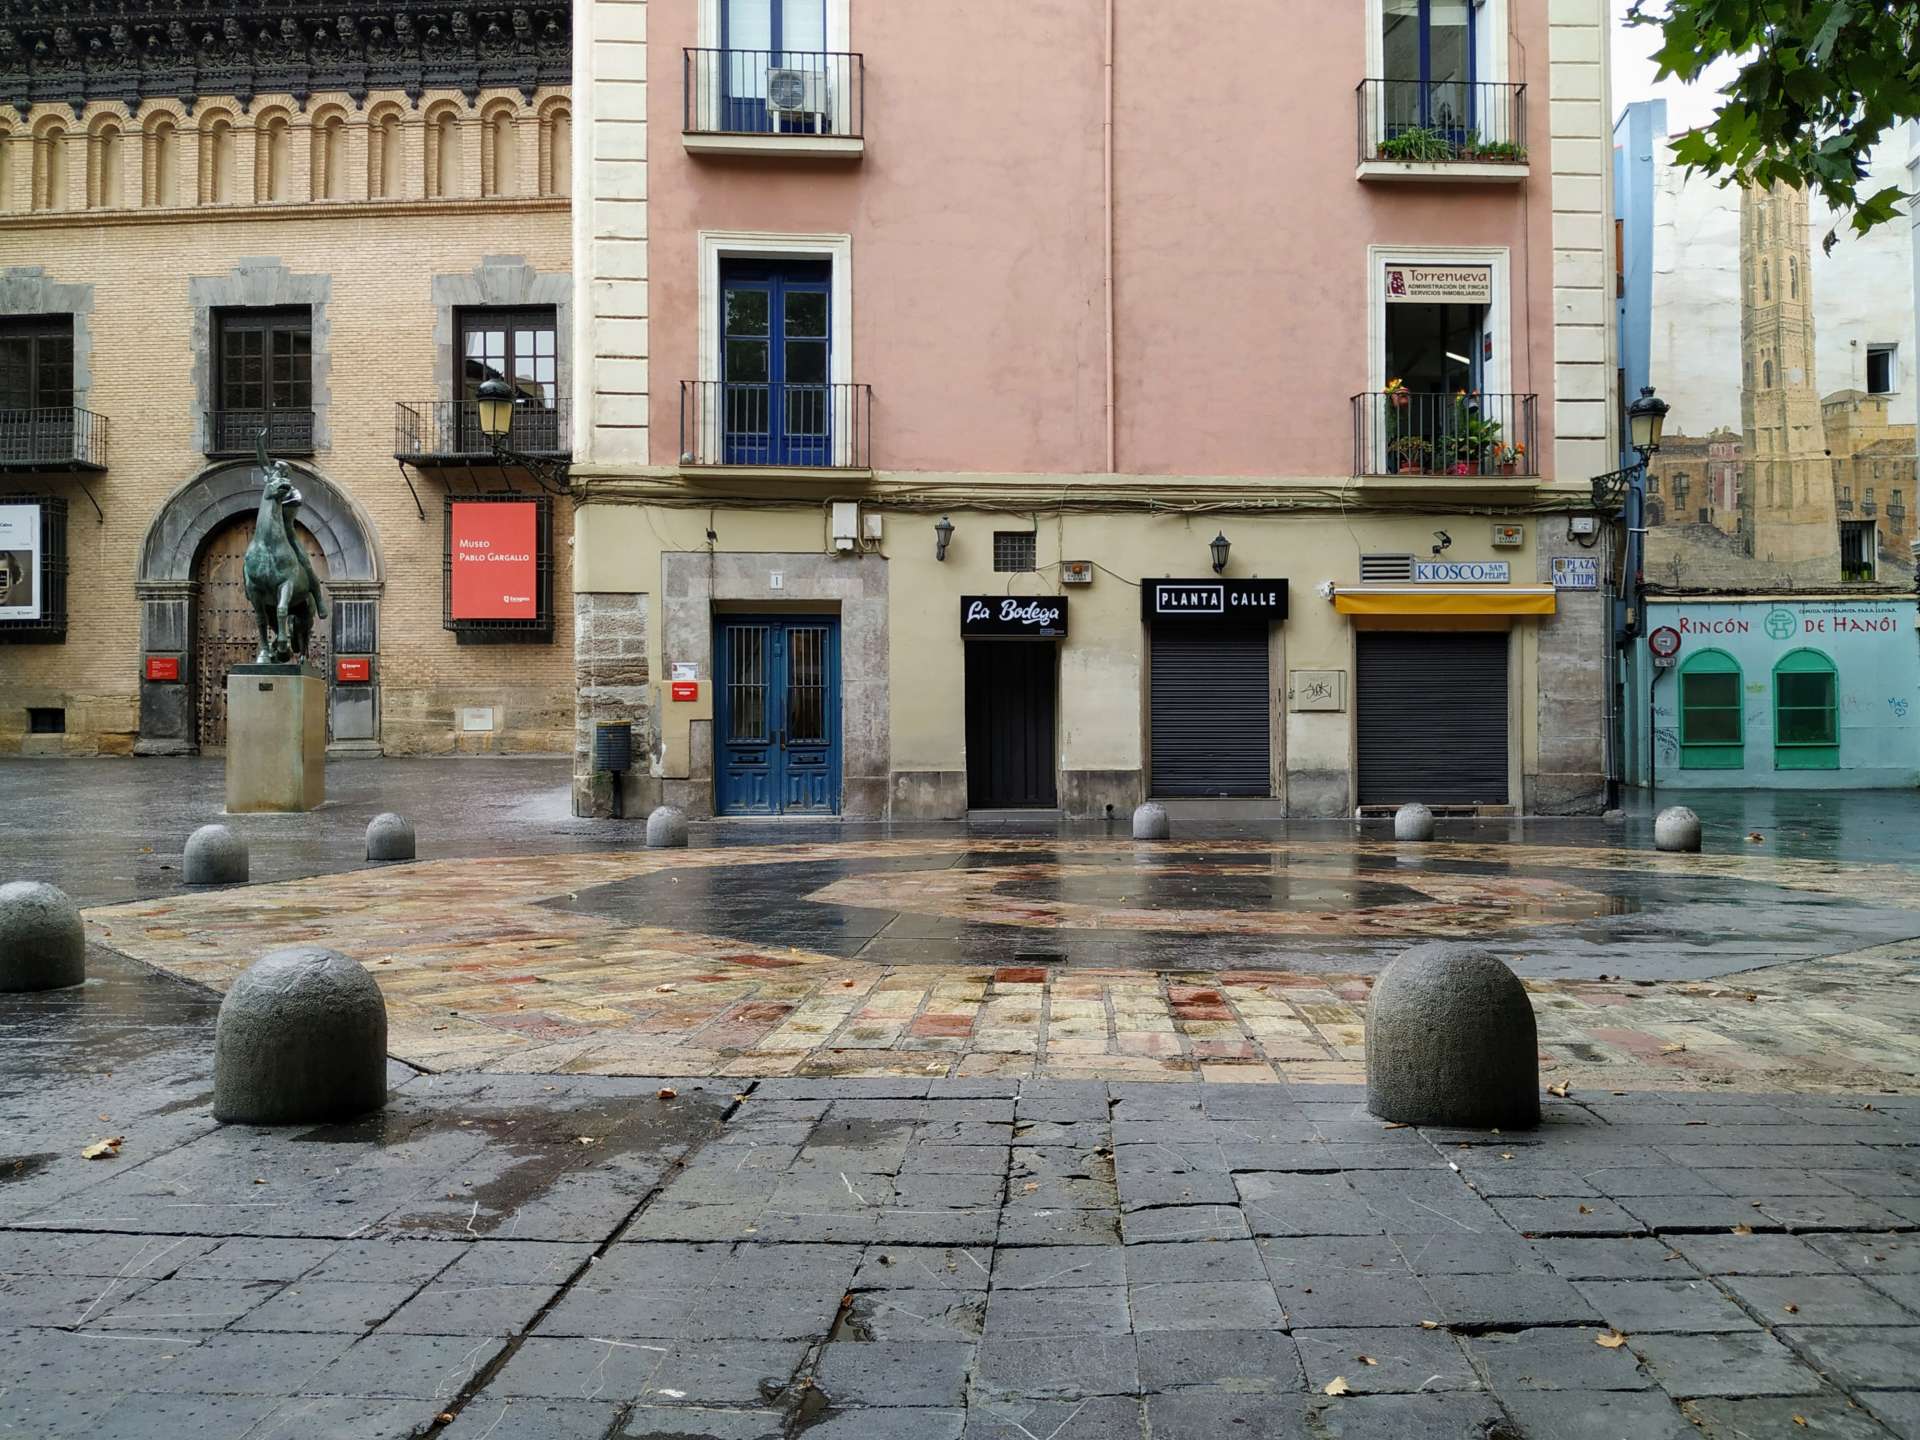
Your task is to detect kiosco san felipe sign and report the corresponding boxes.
[450,501,538,620]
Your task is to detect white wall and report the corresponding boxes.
[1648,141,1917,434]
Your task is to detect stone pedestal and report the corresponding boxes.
[226,664,326,814]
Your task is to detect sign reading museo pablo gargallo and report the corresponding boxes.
[0,502,42,622]
[961,594,1068,639]
[450,501,539,620]
[1141,578,1289,623]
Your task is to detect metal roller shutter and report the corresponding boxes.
[1355,630,1509,805]
[1150,623,1270,797]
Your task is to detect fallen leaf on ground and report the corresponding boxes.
[252,1177,266,1186]
[1357,1354,1378,1366]
[1419,1320,1439,1330]
[1382,1122,1408,1130]
[576,1136,596,1146]
[1323,1377,1351,1396]
[1596,1330,1628,1348]
[1500,1153,1515,1161]
[1731,1224,1755,1236]
[1793,1417,1808,1428]
[1747,831,1764,843]
[1548,1082,1571,1098]
[657,1088,677,1100]
[1661,1043,1687,1054]
[1784,1303,1799,1314]
[80,1137,123,1160]
[1577,1204,1594,1215]
[654,985,676,994]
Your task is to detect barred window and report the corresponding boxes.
[993,531,1037,573]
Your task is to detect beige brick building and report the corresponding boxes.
[0,6,575,758]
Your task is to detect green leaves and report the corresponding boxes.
[1633,0,1920,238]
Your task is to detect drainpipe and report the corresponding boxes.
[1103,0,1116,475]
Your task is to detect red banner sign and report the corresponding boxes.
[335,657,371,683]
[671,681,699,702]
[450,502,538,620]
[144,656,179,682]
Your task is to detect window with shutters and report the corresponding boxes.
[1773,648,1838,769]
[1677,648,1742,769]
[210,307,314,456]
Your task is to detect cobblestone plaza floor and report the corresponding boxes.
[3,759,1919,1438]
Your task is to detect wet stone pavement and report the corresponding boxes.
[4,761,1920,1436]
[4,953,1920,1440]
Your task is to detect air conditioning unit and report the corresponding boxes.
[766,66,828,123]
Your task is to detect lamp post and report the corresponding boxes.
[474,377,570,494]
[934,515,954,561]
[1210,531,1231,574]
[1589,385,1672,808]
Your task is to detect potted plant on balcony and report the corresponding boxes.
[1377,125,1456,163]
[1474,139,1528,164]
[1493,440,1526,475]
[1389,435,1431,475]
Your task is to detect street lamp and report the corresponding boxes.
[934,515,954,561]
[1210,531,1231,574]
[1627,385,1669,458]
[471,377,569,494]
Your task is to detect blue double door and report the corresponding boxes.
[722,260,832,467]
[716,616,841,815]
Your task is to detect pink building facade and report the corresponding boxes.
[569,0,1620,820]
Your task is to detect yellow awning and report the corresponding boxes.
[1334,586,1557,616]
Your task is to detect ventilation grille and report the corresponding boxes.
[1359,553,1414,582]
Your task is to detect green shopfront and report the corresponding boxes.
[1626,596,1920,790]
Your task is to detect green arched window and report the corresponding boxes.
[1774,648,1839,769]
[1678,648,1743,769]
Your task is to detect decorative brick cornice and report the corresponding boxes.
[0,0,571,116]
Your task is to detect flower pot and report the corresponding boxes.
[1498,463,1517,476]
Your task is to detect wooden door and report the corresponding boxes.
[193,516,329,750]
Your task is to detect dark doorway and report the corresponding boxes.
[1356,629,1508,805]
[965,640,1058,808]
[192,515,330,750]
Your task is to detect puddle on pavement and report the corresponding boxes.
[0,1154,57,1184]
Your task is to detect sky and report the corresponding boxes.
[1609,0,1741,133]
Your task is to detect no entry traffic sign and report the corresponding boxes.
[1648,625,1682,660]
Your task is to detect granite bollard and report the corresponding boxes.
[184,824,249,885]
[646,806,689,848]
[213,946,388,1125]
[1132,802,1170,841]
[1654,806,1702,853]
[0,881,86,992]
[1366,944,1540,1129]
[1393,802,1436,842]
[365,812,416,862]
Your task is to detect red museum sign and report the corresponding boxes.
[335,657,371,683]
[450,501,538,621]
[144,656,179,682]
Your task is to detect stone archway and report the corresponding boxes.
[134,460,381,756]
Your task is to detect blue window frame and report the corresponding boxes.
[1382,0,1478,138]
[720,0,829,134]
[721,259,831,467]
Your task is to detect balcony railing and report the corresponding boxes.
[0,407,108,471]
[683,48,864,141]
[1863,499,1878,518]
[1889,505,1906,527]
[679,381,871,470]
[394,401,571,464]
[1356,79,1528,167]
[1352,391,1537,478]
[205,407,316,458]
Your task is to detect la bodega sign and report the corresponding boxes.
[961,594,1068,639]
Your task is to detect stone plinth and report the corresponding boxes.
[226,664,326,814]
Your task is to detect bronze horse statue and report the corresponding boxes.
[242,431,328,665]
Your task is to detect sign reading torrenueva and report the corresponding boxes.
[1140,579,1289,622]
[961,594,1068,639]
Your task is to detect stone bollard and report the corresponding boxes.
[213,946,388,1125]
[184,824,249,885]
[1366,943,1540,1130]
[646,805,689,849]
[0,881,86,992]
[365,813,416,863]
[1132,802,1170,841]
[1393,802,1436,842]
[1654,806,1702,853]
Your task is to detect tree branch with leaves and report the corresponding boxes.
[1627,0,1919,247]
